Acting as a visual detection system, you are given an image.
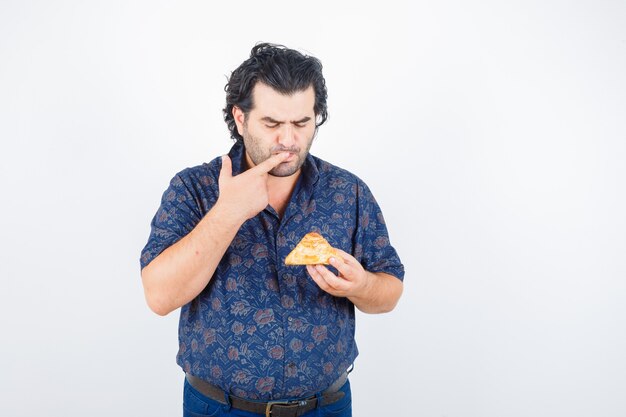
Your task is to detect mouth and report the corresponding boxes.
[282,152,296,162]
[272,151,296,162]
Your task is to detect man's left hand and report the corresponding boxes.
[305,249,372,299]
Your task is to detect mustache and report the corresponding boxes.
[270,146,300,154]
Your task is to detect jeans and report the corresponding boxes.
[183,378,352,417]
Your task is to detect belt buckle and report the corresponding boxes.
[265,399,305,417]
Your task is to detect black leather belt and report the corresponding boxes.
[186,372,347,417]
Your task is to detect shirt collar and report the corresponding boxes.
[227,140,247,176]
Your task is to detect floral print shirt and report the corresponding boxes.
[140,141,404,400]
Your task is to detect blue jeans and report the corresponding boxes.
[183,378,352,417]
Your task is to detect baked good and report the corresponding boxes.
[285,232,339,265]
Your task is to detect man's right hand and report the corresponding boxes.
[216,152,290,222]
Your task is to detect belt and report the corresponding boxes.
[186,371,347,417]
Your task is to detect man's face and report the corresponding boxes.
[234,82,317,177]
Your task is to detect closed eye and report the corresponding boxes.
[293,117,312,128]
[261,116,311,129]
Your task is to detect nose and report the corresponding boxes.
[277,123,296,147]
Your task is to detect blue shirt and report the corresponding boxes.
[140,141,404,400]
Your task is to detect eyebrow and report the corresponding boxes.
[261,116,312,124]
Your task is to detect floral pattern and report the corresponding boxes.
[141,141,404,400]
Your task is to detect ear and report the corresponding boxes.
[232,106,246,136]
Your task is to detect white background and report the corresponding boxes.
[1,1,625,416]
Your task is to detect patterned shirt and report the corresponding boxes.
[140,141,404,400]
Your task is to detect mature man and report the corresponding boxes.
[140,43,404,417]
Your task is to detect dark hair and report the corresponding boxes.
[223,42,328,142]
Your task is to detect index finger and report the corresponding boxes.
[249,152,290,174]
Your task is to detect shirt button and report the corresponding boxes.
[288,317,293,322]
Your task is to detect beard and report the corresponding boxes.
[242,128,314,177]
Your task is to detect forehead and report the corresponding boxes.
[250,82,315,119]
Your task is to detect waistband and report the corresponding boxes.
[185,371,348,417]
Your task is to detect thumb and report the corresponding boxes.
[220,155,232,179]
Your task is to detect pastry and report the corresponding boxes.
[285,232,339,265]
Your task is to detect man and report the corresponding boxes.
[140,43,404,417]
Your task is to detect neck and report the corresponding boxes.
[267,171,300,218]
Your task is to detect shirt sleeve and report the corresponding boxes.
[140,171,206,270]
[353,179,405,281]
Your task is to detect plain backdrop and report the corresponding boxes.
[1,1,625,416]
